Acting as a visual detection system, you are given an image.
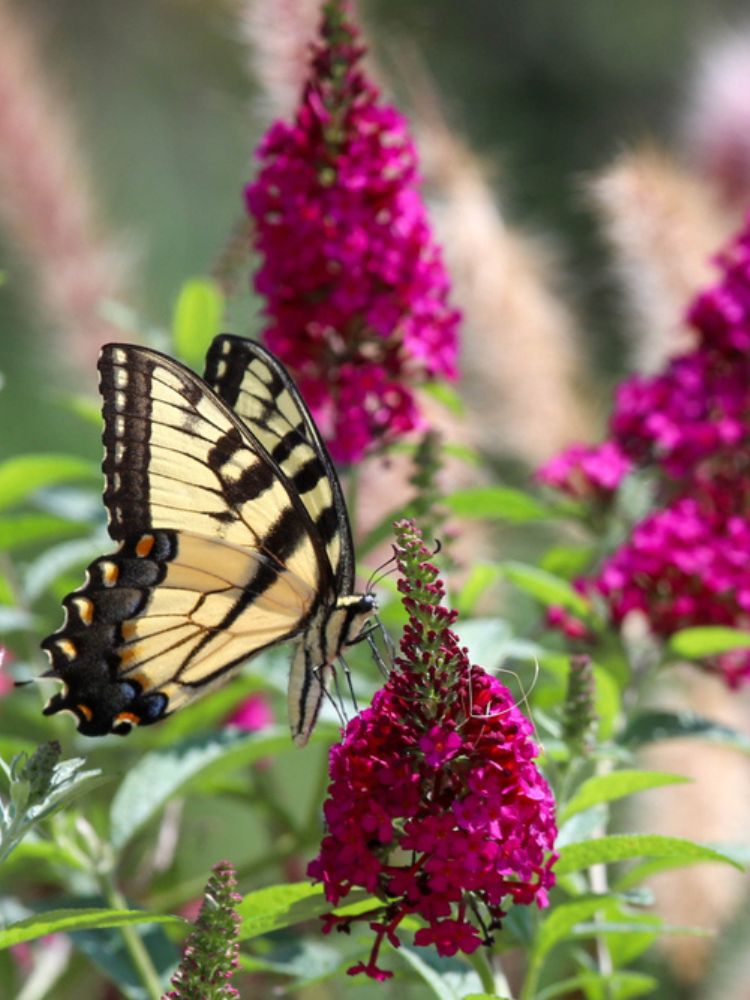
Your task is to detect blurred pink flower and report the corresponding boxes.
[541,212,750,686]
[225,693,273,732]
[0,646,14,697]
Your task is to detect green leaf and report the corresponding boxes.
[621,711,750,753]
[555,834,743,876]
[421,381,465,416]
[0,838,89,874]
[109,728,293,851]
[0,513,86,551]
[500,561,590,615]
[0,455,98,512]
[561,771,690,822]
[539,544,596,578]
[529,897,614,983]
[455,563,502,616]
[539,971,658,1000]
[172,278,224,370]
[238,884,337,940]
[444,486,552,523]
[614,842,750,891]
[0,908,181,949]
[669,626,750,658]
[398,945,486,998]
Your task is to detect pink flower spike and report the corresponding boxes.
[309,520,557,973]
[246,0,460,463]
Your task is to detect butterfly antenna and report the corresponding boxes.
[365,551,398,593]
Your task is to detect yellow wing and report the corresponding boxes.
[42,343,331,735]
[203,336,354,593]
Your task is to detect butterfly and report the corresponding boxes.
[41,335,376,745]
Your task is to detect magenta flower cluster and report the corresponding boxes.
[246,0,459,463]
[308,520,557,980]
[538,216,750,685]
[536,441,633,501]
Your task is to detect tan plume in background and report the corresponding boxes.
[0,1,132,374]
[588,147,733,373]
[411,78,593,466]
[238,0,322,122]
[636,669,750,984]
[684,27,750,210]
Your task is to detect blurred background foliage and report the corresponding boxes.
[2,0,750,458]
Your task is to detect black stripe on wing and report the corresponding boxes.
[98,343,334,595]
[204,335,355,594]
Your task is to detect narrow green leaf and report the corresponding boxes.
[237,884,376,942]
[455,564,502,617]
[0,455,97,512]
[109,728,292,851]
[539,544,595,578]
[172,278,224,370]
[614,842,750,891]
[622,711,750,753]
[444,486,551,523]
[0,514,85,551]
[669,626,750,658]
[0,908,181,949]
[1,839,89,873]
[556,834,743,876]
[539,971,658,1000]
[561,771,690,822]
[398,945,471,999]
[421,381,465,416]
[530,897,613,976]
[500,561,590,616]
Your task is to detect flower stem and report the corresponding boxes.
[469,947,512,998]
[102,875,163,1000]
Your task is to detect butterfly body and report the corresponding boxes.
[41,336,374,745]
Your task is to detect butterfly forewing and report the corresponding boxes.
[204,336,354,593]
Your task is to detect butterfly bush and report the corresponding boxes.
[308,519,557,981]
[246,0,460,463]
[538,214,750,685]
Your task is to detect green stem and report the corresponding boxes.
[469,947,512,997]
[102,874,163,1000]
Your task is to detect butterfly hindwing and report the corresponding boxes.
[42,342,333,735]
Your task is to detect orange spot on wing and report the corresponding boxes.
[57,638,77,660]
[120,646,141,667]
[136,534,155,558]
[121,621,138,642]
[102,562,119,586]
[76,703,93,722]
[74,597,94,625]
[114,711,141,726]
